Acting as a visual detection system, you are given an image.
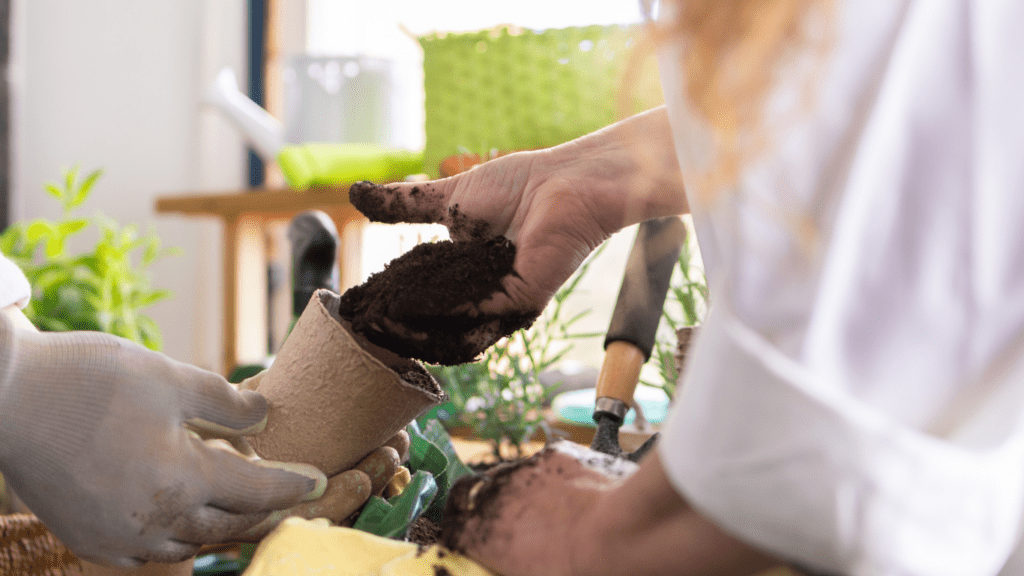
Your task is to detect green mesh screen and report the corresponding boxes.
[419,24,664,178]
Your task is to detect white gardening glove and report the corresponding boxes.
[0,313,328,567]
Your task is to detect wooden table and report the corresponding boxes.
[155,186,367,373]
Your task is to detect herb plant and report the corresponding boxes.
[642,220,708,401]
[0,166,177,349]
[429,245,604,461]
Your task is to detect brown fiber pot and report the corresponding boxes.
[248,289,445,476]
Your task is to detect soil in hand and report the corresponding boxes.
[338,235,539,365]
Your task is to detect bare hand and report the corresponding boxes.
[440,441,780,576]
[440,442,636,576]
[350,149,614,318]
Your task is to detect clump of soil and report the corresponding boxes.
[338,236,539,365]
[407,517,441,547]
[338,316,444,397]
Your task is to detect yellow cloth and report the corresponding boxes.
[243,517,494,576]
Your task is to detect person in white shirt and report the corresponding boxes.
[348,1,1024,574]
[0,253,328,567]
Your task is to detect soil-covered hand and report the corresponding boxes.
[440,442,636,576]
[349,151,613,319]
[440,441,779,576]
[348,107,692,360]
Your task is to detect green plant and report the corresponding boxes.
[642,220,708,401]
[0,166,177,349]
[429,245,605,461]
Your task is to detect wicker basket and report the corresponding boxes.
[0,514,82,576]
[419,24,664,177]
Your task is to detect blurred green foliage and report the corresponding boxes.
[0,166,177,349]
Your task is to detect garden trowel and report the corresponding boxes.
[590,216,686,462]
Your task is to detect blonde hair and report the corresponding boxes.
[643,0,834,200]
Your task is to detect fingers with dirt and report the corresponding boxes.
[235,469,372,542]
[353,446,401,496]
[232,445,401,542]
[384,430,411,464]
[349,181,447,225]
[337,236,540,365]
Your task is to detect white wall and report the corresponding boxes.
[11,0,249,370]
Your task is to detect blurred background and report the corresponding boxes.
[3,0,690,379]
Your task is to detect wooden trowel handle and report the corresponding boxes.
[595,340,647,407]
[595,217,686,414]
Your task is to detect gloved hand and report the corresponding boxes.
[0,312,327,567]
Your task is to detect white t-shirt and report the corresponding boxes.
[657,1,1024,574]
[0,254,31,310]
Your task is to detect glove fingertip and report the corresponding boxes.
[236,389,270,433]
[257,460,328,502]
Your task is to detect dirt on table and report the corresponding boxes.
[338,234,539,365]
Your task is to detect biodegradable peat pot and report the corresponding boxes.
[248,289,445,476]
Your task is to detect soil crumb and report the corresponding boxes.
[338,236,539,365]
[408,516,442,547]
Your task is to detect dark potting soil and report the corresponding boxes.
[408,516,441,547]
[332,308,445,398]
[400,369,440,392]
[338,235,539,365]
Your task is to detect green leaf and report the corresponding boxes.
[137,315,163,351]
[63,165,80,197]
[44,236,65,259]
[0,224,25,255]
[134,289,171,308]
[352,472,437,540]
[36,316,71,333]
[70,168,103,211]
[58,218,89,236]
[45,183,63,200]
[26,220,55,242]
